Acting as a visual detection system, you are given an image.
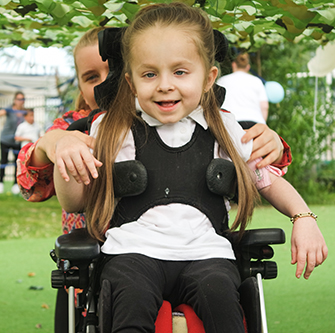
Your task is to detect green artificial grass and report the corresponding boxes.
[243,205,335,333]
[0,184,334,332]
[0,237,57,332]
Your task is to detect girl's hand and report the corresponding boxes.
[54,131,102,185]
[242,123,283,168]
[291,218,328,279]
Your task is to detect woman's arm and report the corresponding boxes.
[259,174,328,280]
[32,129,101,185]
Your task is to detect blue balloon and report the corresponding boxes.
[265,81,285,104]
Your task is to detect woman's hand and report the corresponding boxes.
[291,218,328,279]
[242,123,283,169]
[32,129,102,184]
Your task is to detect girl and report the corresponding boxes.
[55,4,327,332]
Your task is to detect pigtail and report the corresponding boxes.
[203,90,259,235]
[85,77,136,241]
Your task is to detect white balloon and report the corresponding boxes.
[308,42,335,77]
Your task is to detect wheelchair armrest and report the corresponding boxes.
[232,228,286,280]
[55,228,100,263]
[234,228,286,247]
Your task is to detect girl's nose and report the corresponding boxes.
[157,75,174,93]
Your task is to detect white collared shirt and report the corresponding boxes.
[91,105,252,260]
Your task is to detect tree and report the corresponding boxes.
[0,0,335,49]
[259,40,335,199]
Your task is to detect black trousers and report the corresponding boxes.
[100,253,244,333]
[0,142,20,183]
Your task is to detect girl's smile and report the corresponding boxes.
[155,100,181,112]
[126,25,217,124]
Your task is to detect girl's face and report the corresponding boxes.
[76,43,109,110]
[126,26,217,124]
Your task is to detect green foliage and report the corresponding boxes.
[259,40,335,199]
[1,0,335,49]
[317,160,335,191]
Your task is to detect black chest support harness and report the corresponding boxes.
[111,119,237,236]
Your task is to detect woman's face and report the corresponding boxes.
[13,93,25,110]
[75,43,109,110]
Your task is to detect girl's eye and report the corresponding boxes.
[175,70,185,76]
[144,72,156,78]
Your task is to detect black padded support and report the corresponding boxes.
[206,158,237,199]
[113,160,148,198]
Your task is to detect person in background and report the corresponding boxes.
[15,109,41,148]
[217,52,269,129]
[0,91,26,194]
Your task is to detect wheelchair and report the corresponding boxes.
[51,226,285,333]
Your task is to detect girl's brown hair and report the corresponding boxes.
[85,3,258,241]
[73,27,105,87]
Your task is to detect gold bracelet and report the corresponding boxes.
[290,212,317,224]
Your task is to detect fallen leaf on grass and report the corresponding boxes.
[28,272,36,277]
[35,324,42,329]
[41,303,49,309]
[29,285,44,290]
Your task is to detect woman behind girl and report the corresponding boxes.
[17,27,107,233]
[55,4,327,332]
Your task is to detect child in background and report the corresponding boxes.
[15,109,41,148]
[54,3,327,332]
